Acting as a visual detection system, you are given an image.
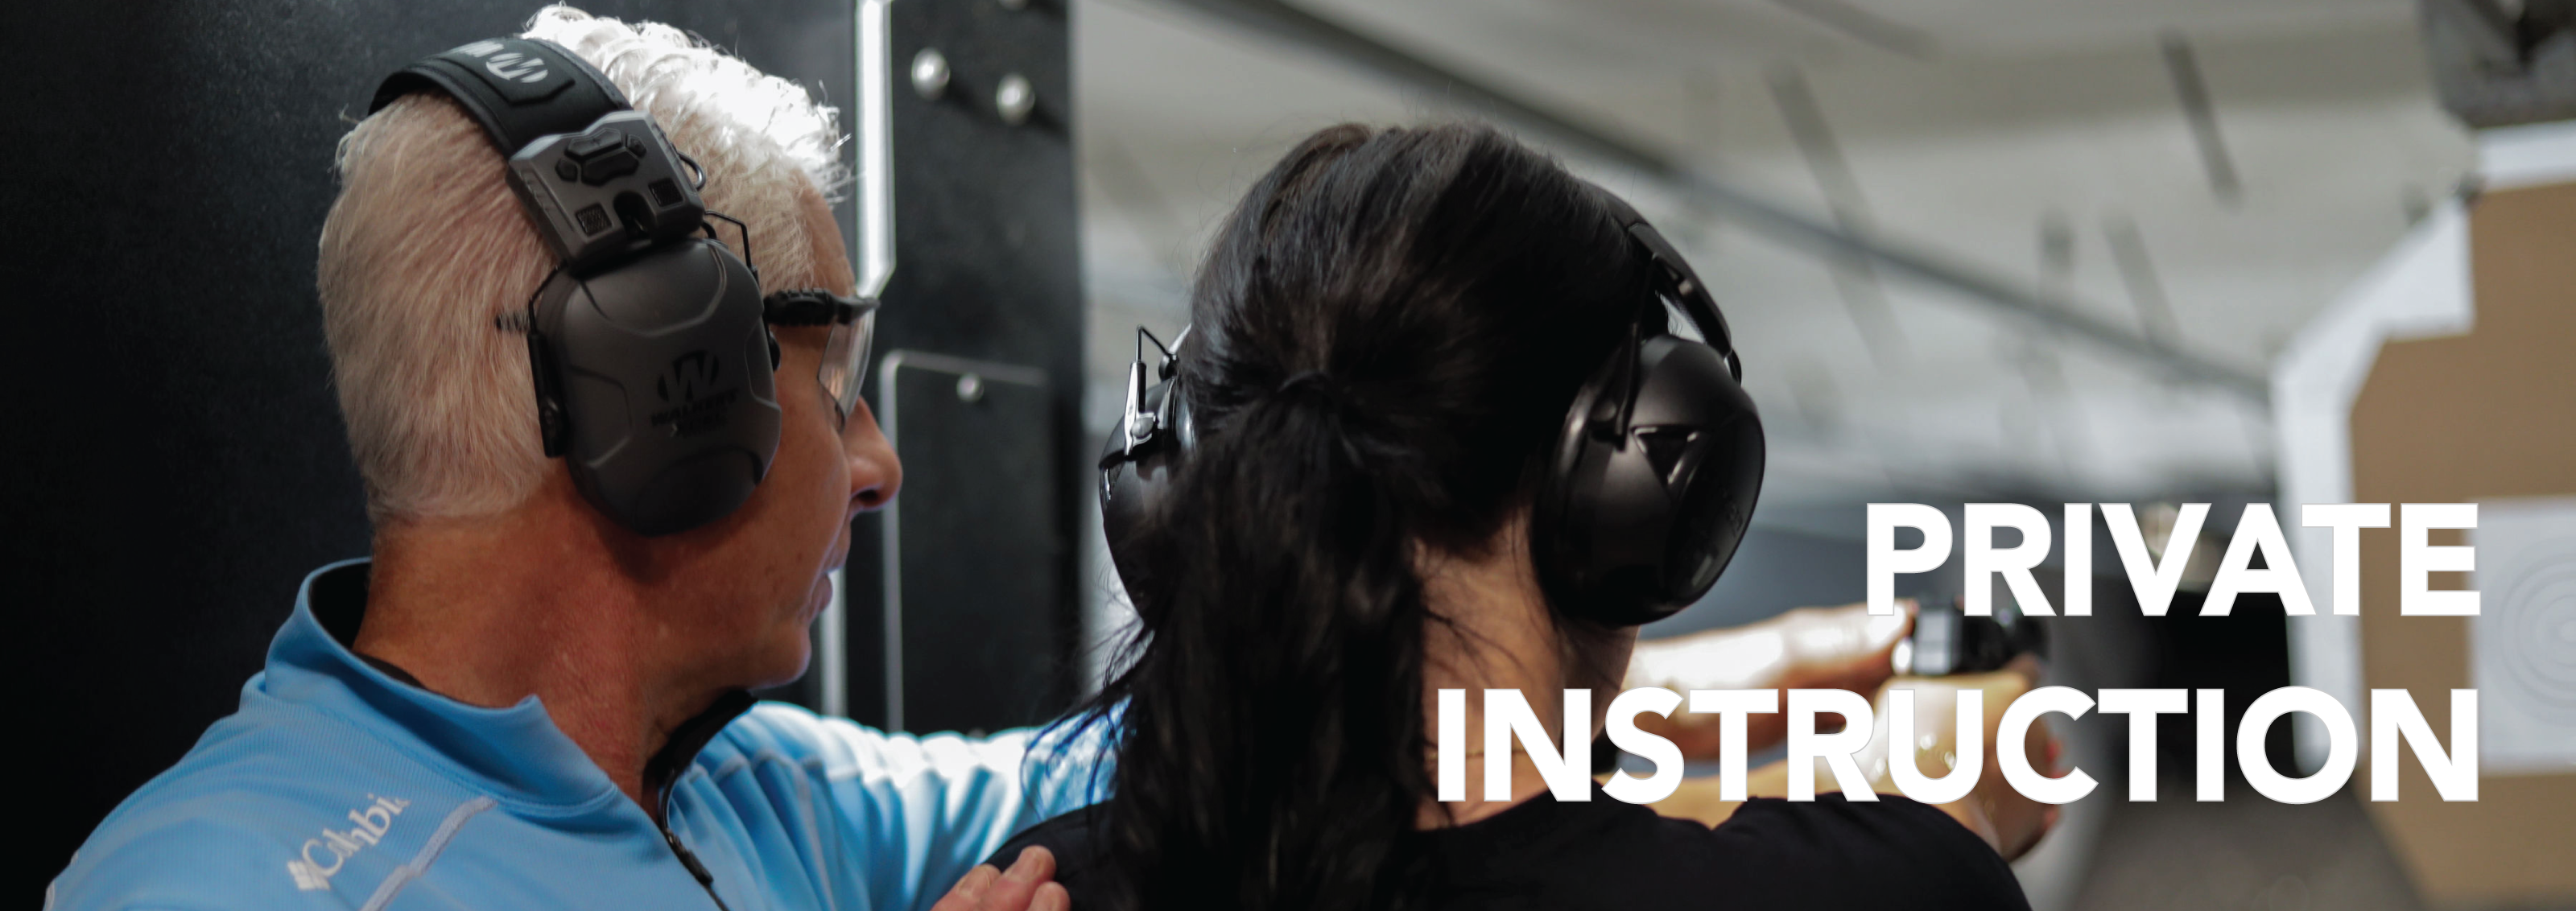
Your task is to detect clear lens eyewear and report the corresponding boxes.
[763,290,880,427]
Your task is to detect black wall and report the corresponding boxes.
[4,1,1080,897]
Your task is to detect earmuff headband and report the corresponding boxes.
[1587,188,1741,381]
[369,38,629,154]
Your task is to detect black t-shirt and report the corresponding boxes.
[991,789,2029,911]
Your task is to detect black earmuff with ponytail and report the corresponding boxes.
[1096,183,1763,627]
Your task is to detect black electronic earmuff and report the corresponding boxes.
[1534,189,1765,625]
[374,38,782,536]
[1096,326,1194,597]
[1096,184,1764,627]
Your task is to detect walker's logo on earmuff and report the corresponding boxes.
[659,351,721,402]
[452,39,549,85]
[650,351,737,438]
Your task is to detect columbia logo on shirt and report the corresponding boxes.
[286,794,411,891]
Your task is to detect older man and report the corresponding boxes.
[48,8,1927,911]
[50,8,1089,911]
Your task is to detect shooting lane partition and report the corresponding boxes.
[835,0,1084,736]
[9,0,1080,895]
[2348,175,2576,905]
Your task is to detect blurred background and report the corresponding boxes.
[9,0,2570,908]
[1076,0,2413,509]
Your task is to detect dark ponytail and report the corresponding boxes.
[1069,123,1658,911]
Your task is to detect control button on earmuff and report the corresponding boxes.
[563,127,643,186]
[564,128,624,160]
[575,204,613,237]
[580,150,641,186]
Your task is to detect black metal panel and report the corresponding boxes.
[836,0,1084,732]
[2,0,853,892]
[880,353,1064,734]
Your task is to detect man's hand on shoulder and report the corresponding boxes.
[934,846,1069,911]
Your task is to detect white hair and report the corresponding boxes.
[319,6,846,522]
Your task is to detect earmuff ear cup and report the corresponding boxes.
[1098,378,1191,599]
[1535,336,1764,626]
[532,239,782,535]
[1641,343,1763,603]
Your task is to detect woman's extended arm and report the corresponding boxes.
[1624,600,1914,758]
[1644,659,2062,860]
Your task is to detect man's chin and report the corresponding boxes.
[799,578,833,625]
[738,579,833,694]
[743,633,814,693]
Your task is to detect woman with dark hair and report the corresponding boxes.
[1001,122,2049,911]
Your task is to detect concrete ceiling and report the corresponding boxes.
[1067,0,2475,525]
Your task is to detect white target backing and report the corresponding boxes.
[2474,496,2576,774]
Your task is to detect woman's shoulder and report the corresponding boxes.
[989,795,2029,911]
[1422,794,2029,911]
[1703,795,2028,907]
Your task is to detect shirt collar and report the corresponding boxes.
[263,559,752,810]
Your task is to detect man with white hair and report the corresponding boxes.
[50,9,1086,911]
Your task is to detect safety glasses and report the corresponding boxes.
[762,290,880,427]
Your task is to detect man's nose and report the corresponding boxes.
[842,398,902,512]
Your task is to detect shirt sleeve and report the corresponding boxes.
[716,703,1116,911]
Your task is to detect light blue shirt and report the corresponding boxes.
[48,559,1108,911]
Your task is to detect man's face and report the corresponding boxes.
[650,183,900,694]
